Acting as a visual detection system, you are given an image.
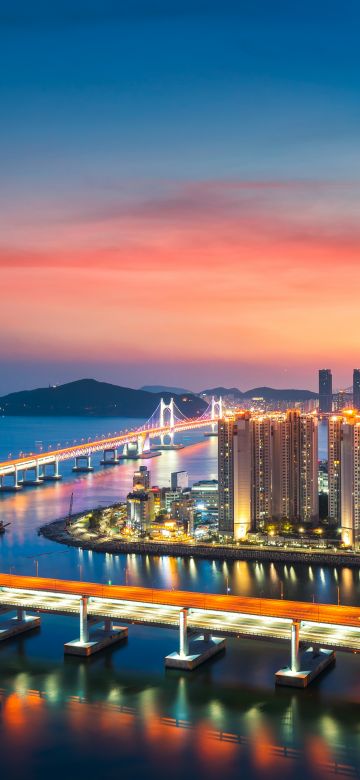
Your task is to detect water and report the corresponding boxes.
[0,416,359,780]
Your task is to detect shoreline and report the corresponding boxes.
[40,518,360,568]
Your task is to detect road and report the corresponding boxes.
[0,574,359,651]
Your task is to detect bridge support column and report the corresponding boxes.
[72,455,93,473]
[100,448,119,466]
[0,471,23,491]
[20,463,42,486]
[291,619,300,672]
[40,459,62,481]
[165,608,226,670]
[80,596,89,644]
[64,598,128,657]
[275,619,336,688]
[179,608,189,658]
[0,607,40,643]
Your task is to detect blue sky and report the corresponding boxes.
[1,1,359,393]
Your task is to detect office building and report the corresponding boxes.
[319,369,333,413]
[170,470,189,490]
[353,369,360,411]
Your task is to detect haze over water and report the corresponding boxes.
[0,416,359,780]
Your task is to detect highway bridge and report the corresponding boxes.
[0,575,358,683]
[0,396,222,490]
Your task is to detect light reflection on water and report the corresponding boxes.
[0,416,359,778]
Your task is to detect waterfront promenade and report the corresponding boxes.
[41,518,360,568]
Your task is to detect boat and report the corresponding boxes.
[0,522,10,535]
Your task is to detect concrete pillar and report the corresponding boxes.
[17,608,26,621]
[80,596,89,644]
[104,618,113,632]
[137,435,144,455]
[14,468,19,489]
[179,608,189,658]
[291,620,301,672]
[54,459,60,478]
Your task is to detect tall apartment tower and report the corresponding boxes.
[218,414,252,539]
[272,411,318,523]
[219,411,318,537]
[328,412,360,547]
[353,369,360,411]
[328,416,342,524]
[251,416,272,521]
[319,369,333,413]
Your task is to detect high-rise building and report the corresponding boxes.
[133,465,151,490]
[218,413,252,539]
[251,416,272,521]
[328,415,342,524]
[328,411,360,547]
[353,369,360,411]
[126,490,155,532]
[319,369,333,413]
[170,470,188,490]
[270,410,318,523]
[218,411,318,537]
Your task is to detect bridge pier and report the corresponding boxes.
[19,462,42,486]
[40,459,62,481]
[275,619,336,688]
[64,596,128,657]
[72,455,93,473]
[155,431,184,451]
[100,448,119,466]
[0,469,22,491]
[0,607,40,643]
[165,608,226,670]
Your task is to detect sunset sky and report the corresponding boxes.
[1,1,360,394]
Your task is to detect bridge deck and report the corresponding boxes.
[1,575,360,630]
[0,418,211,473]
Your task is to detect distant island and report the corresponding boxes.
[0,378,207,418]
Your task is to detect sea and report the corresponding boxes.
[0,415,359,780]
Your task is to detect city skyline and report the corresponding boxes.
[2,2,360,392]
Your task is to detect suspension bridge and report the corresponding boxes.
[0,396,223,491]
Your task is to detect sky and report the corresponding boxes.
[1,0,360,394]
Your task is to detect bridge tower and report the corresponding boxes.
[159,398,175,429]
[159,397,175,446]
[211,396,223,421]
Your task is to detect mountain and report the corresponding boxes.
[140,385,193,395]
[0,379,207,418]
[201,386,318,401]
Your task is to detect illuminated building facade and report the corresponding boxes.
[328,412,360,548]
[218,411,318,537]
[218,413,252,539]
[170,471,189,490]
[133,466,151,490]
[319,368,333,413]
[191,479,218,508]
[126,490,155,532]
[353,369,360,411]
